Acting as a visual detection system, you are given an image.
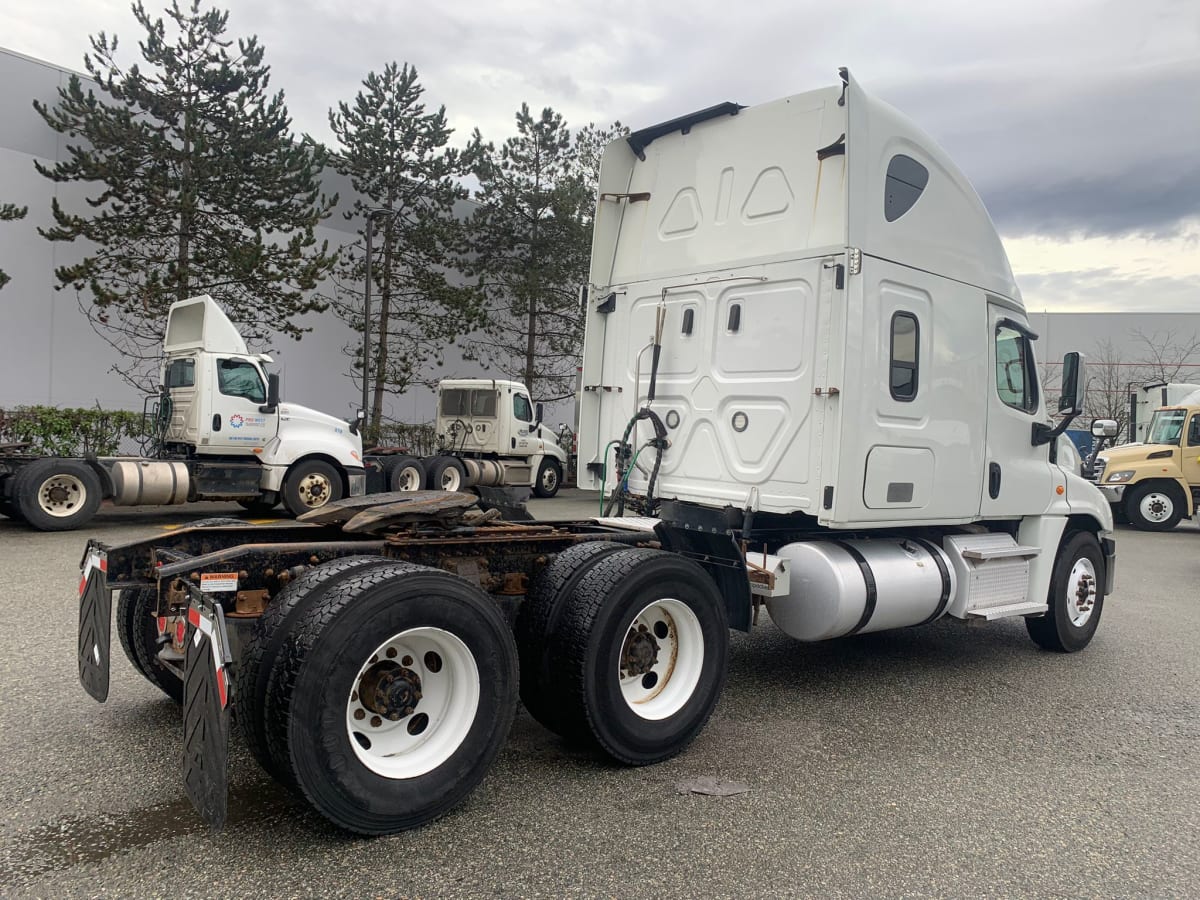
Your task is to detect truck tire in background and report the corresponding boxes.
[12,458,102,531]
[551,547,729,765]
[384,455,425,492]
[426,455,466,492]
[515,540,626,733]
[1123,482,1183,531]
[532,458,563,499]
[0,474,23,520]
[1026,531,1105,652]
[266,563,518,835]
[282,459,344,517]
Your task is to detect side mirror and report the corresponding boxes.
[259,372,281,413]
[1058,351,1085,416]
[1033,351,1086,446]
[1091,419,1118,438]
[535,402,544,425]
[578,284,589,312]
[348,407,365,436]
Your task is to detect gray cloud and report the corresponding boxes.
[1018,268,1199,313]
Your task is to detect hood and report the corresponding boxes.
[1098,442,1177,466]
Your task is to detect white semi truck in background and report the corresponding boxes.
[1,295,366,530]
[375,378,570,499]
[76,68,1115,837]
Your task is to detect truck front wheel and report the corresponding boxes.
[1123,482,1182,531]
[282,459,344,517]
[1026,531,1105,653]
[13,459,102,531]
[267,563,517,834]
[533,458,562,498]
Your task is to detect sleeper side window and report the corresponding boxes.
[166,358,195,388]
[885,154,929,222]
[889,312,919,401]
[995,325,1038,413]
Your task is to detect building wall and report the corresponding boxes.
[0,47,501,428]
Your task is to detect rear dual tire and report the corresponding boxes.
[251,561,517,835]
[12,459,102,531]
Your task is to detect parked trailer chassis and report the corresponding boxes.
[77,491,713,833]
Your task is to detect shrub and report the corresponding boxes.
[0,406,144,456]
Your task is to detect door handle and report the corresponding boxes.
[212,414,222,432]
[988,462,1001,499]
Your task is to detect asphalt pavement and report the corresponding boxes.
[0,494,1197,898]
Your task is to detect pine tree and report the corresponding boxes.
[327,62,482,441]
[464,108,625,403]
[34,1,337,389]
[0,203,28,291]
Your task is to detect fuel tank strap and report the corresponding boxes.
[910,538,952,626]
[828,541,877,636]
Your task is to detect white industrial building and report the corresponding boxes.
[2,47,1198,430]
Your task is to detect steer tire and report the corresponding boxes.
[13,459,102,532]
[282,459,344,517]
[1123,482,1183,531]
[116,586,184,703]
[551,547,729,765]
[266,563,518,835]
[515,540,626,734]
[532,458,563,499]
[1026,531,1105,653]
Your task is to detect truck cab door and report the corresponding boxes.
[200,358,277,455]
[1182,412,1200,498]
[979,306,1055,518]
[511,392,536,455]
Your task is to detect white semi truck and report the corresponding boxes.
[377,378,570,498]
[1,295,366,530]
[76,69,1114,836]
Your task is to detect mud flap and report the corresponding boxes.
[77,548,111,702]
[183,600,233,831]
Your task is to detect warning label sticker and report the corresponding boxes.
[200,572,239,593]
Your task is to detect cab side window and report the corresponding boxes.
[995,325,1038,413]
[217,359,266,403]
[889,312,919,401]
[1188,415,1200,447]
[513,394,533,423]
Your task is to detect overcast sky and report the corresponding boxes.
[2,0,1198,313]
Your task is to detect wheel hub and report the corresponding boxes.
[621,625,660,677]
[358,662,423,720]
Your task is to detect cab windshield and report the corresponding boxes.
[1146,409,1185,446]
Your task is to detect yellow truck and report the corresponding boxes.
[1092,392,1200,530]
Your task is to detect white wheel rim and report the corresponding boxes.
[396,465,421,492]
[541,465,558,492]
[1065,557,1098,627]
[617,598,704,720]
[439,467,462,491]
[38,473,87,518]
[1138,491,1173,523]
[297,472,333,508]
[346,627,479,779]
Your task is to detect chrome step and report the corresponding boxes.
[966,601,1048,620]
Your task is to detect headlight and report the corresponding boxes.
[1106,470,1136,483]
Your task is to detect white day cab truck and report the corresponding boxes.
[0,295,367,530]
[1090,388,1200,530]
[373,378,570,499]
[76,69,1115,836]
